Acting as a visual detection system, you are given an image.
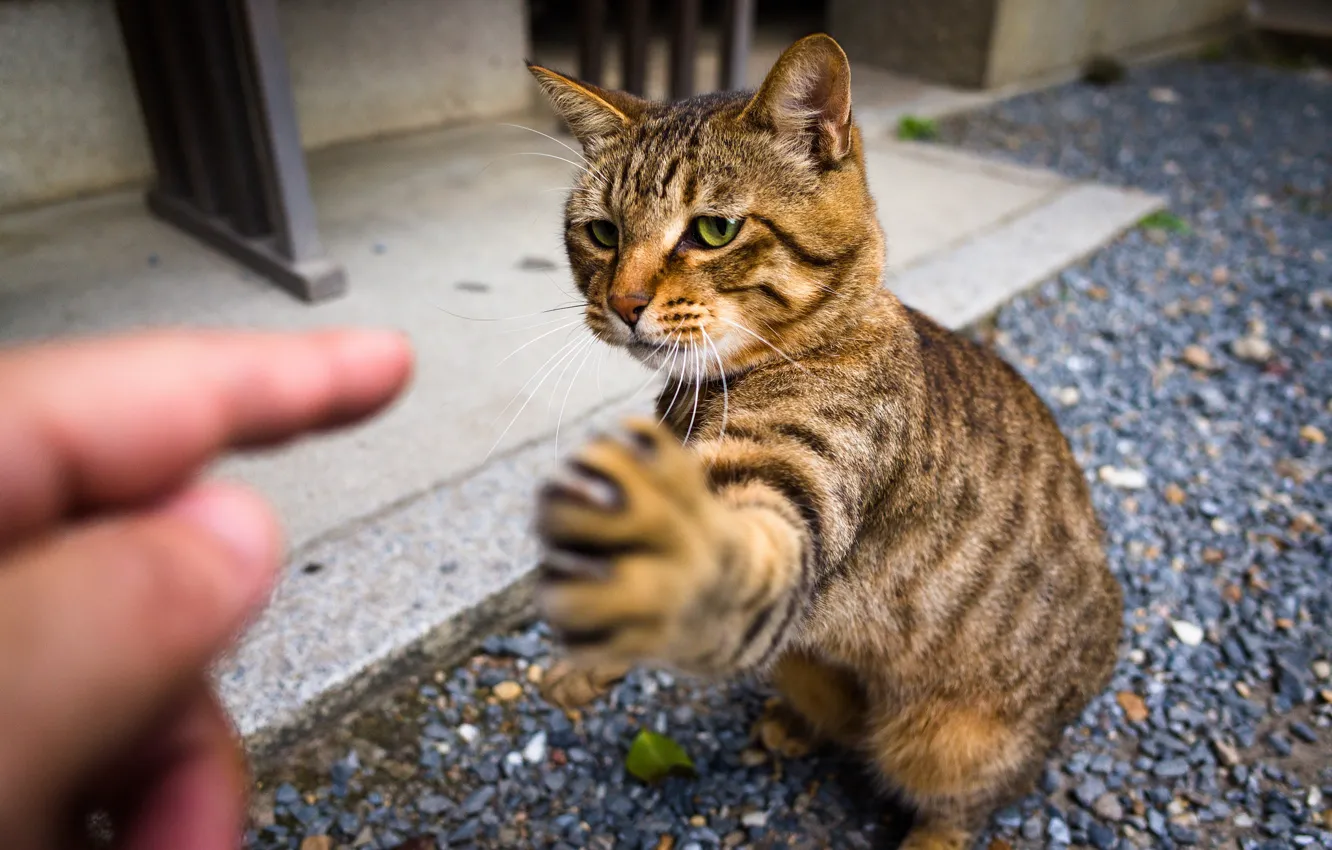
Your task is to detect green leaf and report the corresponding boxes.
[895,115,939,142]
[625,729,696,783]
[1138,210,1190,233]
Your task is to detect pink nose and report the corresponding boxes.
[609,291,651,327]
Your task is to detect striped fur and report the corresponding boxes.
[530,35,1122,849]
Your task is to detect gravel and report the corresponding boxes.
[246,58,1330,849]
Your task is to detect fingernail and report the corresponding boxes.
[164,483,281,603]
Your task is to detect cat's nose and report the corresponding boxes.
[609,291,651,328]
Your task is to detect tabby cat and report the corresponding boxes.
[527,35,1123,849]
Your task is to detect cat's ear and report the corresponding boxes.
[527,63,647,150]
[740,34,853,165]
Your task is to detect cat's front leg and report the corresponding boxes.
[535,417,810,677]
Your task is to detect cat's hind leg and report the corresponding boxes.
[865,700,1042,850]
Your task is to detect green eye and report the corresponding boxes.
[588,220,618,248]
[693,216,742,248]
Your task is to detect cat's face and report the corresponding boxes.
[531,35,880,380]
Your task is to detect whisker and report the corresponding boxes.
[436,302,586,323]
[659,339,689,426]
[479,151,600,180]
[498,122,591,166]
[701,327,729,465]
[493,319,584,369]
[554,336,600,452]
[717,317,811,374]
[485,331,591,461]
[494,333,586,421]
[683,343,703,445]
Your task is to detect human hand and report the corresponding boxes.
[0,329,413,850]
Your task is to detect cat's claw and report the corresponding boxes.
[535,417,722,666]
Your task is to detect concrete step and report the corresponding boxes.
[0,109,1161,752]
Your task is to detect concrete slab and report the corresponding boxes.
[0,107,1162,749]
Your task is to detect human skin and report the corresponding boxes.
[0,329,413,850]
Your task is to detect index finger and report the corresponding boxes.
[0,329,413,544]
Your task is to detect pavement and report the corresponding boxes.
[0,66,1159,750]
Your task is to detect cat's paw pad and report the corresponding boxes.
[539,658,628,709]
[536,417,720,664]
[753,699,816,758]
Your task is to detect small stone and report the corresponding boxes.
[1313,660,1330,680]
[1092,793,1124,822]
[988,840,1013,850]
[1231,335,1272,362]
[462,786,496,814]
[492,681,523,701]
[1047,816,1071,844]
[1181,345,1213,370]
[457,723,480,744]
[1211,737,1241,767]
[1075,777,1108,808]
[523,731,548,763]
[275,784,301,806]
[1299,424,1326,444]
[689,815,707,828]
[741,811,767,828]
[1171,620,1205,647]
[1289,722,1318,744]
[1266,733,1293,756]
[1163,483,1187,505]
[1099,466,1148,490]
[1149,86,1180,103]
[1055,386,1081,406]
[527,664,545,684]
[300,838,332,850]
[1154,758,1189,778]
[1088,822,1117,850]
[1117,691,1149,723]
[738,748,768,767]
[1169,823,1199,845]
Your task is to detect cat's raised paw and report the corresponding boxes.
[535,417,723,665]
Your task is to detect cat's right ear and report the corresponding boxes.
[740,34,853,166]
[527,63,646,150]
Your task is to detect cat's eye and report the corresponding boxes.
[692,216,742,248]
[588,220,619,249]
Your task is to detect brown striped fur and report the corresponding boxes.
[528,35,1122,848]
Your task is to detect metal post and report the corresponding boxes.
[578,0,606,85]
[114,0,346,302]
[621,0,650,96]
[719,0,755,91]
[669,0,700,100]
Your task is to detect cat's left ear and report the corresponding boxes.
[740,34,853,165]
[527,63,647,150]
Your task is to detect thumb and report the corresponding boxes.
[0,482,280,836]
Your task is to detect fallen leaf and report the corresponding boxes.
[1117,691,1149,722]
[625,729,696,783]
[1164,483,1187,505]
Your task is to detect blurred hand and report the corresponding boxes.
[0,329,413,850]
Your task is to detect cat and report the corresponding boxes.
[526,34,1123,850]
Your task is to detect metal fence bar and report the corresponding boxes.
[621,0,651,96]
[719,0,755,91]
[669,0,700,100]
[578,0,606,86]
